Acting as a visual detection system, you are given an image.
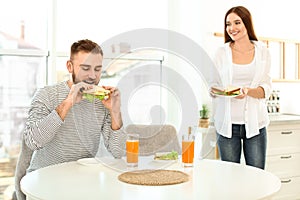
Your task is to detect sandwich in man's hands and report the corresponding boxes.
[211,86,241,96]
[82,86,111,102]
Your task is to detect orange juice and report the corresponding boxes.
[126,140,139,164]
[182,140,194,165]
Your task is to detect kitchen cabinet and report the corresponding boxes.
[266,114,300,199]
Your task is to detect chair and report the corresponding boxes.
[125,124,181,156]
[14,136,33,200]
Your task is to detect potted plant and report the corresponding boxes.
[198,104,210,128]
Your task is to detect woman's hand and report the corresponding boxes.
[210,89,217,98]
[235,87,248,99]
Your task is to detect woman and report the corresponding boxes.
[210,6,271,169]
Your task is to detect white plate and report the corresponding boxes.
[77,158,100,166]
[214,93,242,98]
[152,159,178,164]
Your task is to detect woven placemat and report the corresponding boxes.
[118,169,189,186]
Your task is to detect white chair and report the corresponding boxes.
[125,124,181,156]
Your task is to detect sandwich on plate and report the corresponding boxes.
[211,86,241,96]
[154,151,178,160]
[82,86,111,102]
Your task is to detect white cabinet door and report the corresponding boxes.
[267,124,300,155]
[272,176,300,200]
[267,122,300,200]
[266,153,300,178]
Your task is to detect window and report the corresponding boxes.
[0,0,48,197]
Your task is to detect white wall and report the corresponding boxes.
[2,0,299,115]
[49,0,300,116]
[55,0,169,52]
[168,0,300,115]
[43,0,300,118]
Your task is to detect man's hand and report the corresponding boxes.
[101,86,122,130]
[56,82,93,120]
[101,86,121,113]
[67,82,94,106]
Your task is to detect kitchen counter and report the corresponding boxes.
[269,113,300,125]
[208,113,300,126]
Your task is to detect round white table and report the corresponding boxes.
[21,157,281,200]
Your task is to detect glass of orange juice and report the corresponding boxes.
[182,133,195,167]
[126,134,139,167]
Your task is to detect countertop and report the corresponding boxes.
[269,113,300,125]
[208,113,300,126]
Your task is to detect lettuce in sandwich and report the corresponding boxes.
[82,86,111,102]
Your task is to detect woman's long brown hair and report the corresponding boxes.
[224,6,258,43]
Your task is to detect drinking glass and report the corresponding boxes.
[126,134,139,167]
[182,134,195,167]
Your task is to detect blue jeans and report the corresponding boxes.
[217,124,267,169]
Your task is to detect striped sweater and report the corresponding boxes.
[24,81,126,172]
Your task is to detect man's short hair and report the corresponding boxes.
[70,39,103,60]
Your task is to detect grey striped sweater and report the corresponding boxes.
[24,81,126,172]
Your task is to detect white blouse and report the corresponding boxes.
[210,41,272,138]
[231,61,256,124]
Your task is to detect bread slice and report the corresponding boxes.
[82,86,110,101]
[211,86,241,95]
[83,86,110,95]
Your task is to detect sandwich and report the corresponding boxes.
[211,86,241,96]
[82,86,111,102]
[154,151,178,160]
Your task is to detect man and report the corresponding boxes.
[25,39,126,170]
[15,39,126,199]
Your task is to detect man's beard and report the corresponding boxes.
[71,71,81,84]
[72,72,76,83]
[71,71,98,85]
